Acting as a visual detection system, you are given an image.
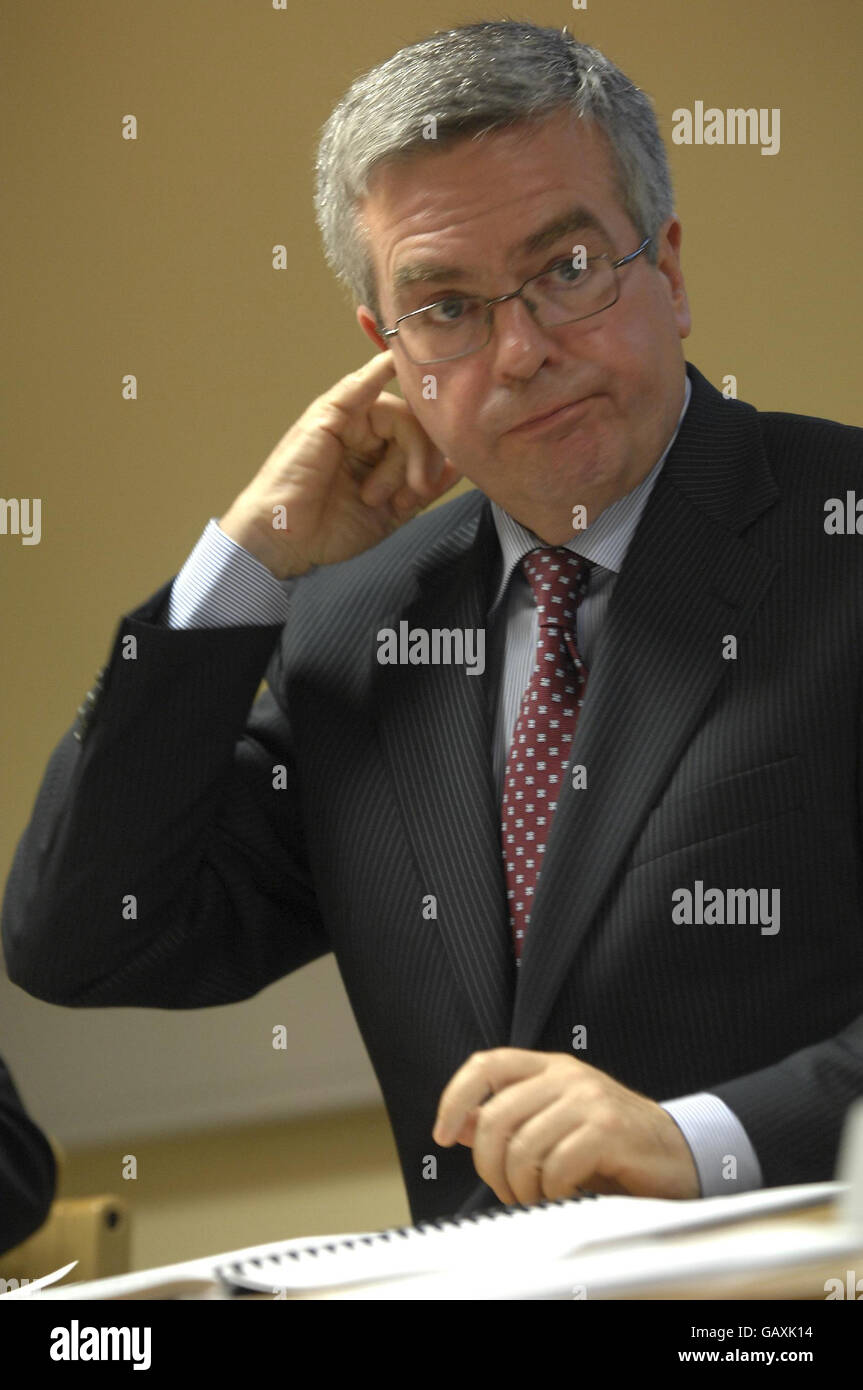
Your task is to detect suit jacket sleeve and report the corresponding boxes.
[1,578,329,1008]
[709,684,863,1186]
[710,1015,863,1187]
[0,1055,57,1256]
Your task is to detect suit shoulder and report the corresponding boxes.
[757,407,863,481]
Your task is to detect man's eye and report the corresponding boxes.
[425,297,473,325]
[546,258,588,285]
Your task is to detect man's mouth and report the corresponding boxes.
[507,396,595,434]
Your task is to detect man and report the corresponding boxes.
[3,21,862,1225]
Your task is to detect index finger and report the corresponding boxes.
[433,1048,541,1146]
[323,349,397,412]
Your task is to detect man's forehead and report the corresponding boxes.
[389,205,612,296]
[359,116,626,307]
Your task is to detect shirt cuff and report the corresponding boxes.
[165,518,297,628]
[660,1092,764,1196]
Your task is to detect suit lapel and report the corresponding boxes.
[510,365,781,1047]
[374,498,516,1046]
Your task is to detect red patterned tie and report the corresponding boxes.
[501,548,591,962]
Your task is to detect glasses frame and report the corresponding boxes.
[379,236,652,365]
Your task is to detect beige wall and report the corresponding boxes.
[2,0,861,1217]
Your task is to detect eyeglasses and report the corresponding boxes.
[380,237,652,365]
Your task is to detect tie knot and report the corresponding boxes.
[521,546,590,627]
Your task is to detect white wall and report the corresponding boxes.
[0,954,385,1147]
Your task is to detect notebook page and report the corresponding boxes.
[329,1215,862,1301]
[219,1181,840,1293]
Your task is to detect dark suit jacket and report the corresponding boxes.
[0,1056,56,1256]
[3,362,862,1224]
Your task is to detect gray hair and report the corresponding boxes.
[313,20,674,324]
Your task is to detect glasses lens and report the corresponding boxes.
[396,257,619,362]
[529,257,617,326]
[400,299,488,364]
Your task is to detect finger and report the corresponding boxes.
[452,1108,481,1148]
[323,394,404,485]
[389,483,427,514]
[534,1122,610,1201]
[433,1048,542,1146]
[344,403,420,506]
[499,1133,544,1207]
[363,398,436,492]
[404,445,447,500]
[385,413,457,501]
[502,1099,593,1206]
[336,396,445,506]
[470,1077,569,1203]
[323,350,397,415]
[397,423,451,497]
[359,439,424,508]
[385,458,460,517]
[366,398,444,499]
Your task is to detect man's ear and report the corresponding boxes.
[655,216,692,341]
[357,304,388,351]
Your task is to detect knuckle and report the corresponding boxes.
[579,1081,608,1109]
[317,395,349,421]
[591,1103,620,1136]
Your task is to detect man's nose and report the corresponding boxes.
[487,294,560,378]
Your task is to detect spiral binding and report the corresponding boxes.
[218,1191,598,1291]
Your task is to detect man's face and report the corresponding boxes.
[356,108,691,540]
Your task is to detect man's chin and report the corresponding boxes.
[478,467,620,539]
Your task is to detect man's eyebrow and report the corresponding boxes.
[521,206,609,256]
[391,206,610,300]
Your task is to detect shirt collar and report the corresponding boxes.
[489,374,691,616]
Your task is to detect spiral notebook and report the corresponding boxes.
[215,1181,842,1295]
[11,1177,853,1300]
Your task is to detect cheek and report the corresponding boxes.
[403,373,475,448]
[627,291,680,359]
[406,384,446,436]
[595,318,666,405]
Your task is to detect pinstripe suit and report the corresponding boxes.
[3,362,863,1224]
